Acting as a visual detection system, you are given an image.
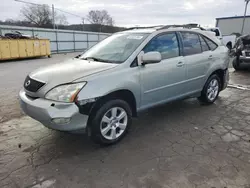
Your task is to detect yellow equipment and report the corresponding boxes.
[0,39,51,60]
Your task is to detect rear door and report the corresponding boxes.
[180,32,212,93]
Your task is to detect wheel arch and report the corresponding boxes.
[84,89,137,126]
[99,89,137,117]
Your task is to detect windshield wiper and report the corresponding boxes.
[82,57,113,63]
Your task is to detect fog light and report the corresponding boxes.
[52,118,71,125]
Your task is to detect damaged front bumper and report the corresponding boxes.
[19,89,89,131]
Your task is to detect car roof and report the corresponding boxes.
[122,28,156,34]
[121,27,209,34]
[120,27,222,45]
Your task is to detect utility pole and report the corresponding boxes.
[52,4,55,30]
[82,17,84,31]
[241,0,250,35]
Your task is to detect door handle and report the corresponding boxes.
[176,62,184,67]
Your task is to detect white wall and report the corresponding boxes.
[217,17,250,36]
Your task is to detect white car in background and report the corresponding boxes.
[207,27,236,49]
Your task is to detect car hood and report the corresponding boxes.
[30,58,118,85]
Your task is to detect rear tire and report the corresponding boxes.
[89,99,132,145]
[198,74,221,104]
[232,57,241,71]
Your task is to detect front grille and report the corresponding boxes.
[24,76,45,92]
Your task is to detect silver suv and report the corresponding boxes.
[20,28,229,145]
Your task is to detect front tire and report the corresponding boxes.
[89,99,132,145]
[198,74,221,104]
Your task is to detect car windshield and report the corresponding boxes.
[80,33,149,63]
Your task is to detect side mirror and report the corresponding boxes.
[141,51,162,65]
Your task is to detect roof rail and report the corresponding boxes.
[157,24,206,31]
[125,25,164,31]
[125,24,206,31]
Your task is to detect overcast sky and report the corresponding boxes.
[0,0,249,27]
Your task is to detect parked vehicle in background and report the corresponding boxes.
[3,31,37,39]
[19,27,230,145]
[207,27,236,50]
[231,35,250,70]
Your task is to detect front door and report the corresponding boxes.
[139,32,186,109]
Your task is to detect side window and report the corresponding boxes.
[143,33,179,60]
[181,32,202,56]
[199,35,210,52]
[130,57,138,67]
[203,37,218,51]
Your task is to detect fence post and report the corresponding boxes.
[87,33,89,49]
[32,28,35,38]
[73,31,76,52]
[55,30,59,53]
[0,26,2,36]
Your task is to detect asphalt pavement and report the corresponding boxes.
[0,53,80,123]
[1,54,250,188]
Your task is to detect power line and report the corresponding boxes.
[15,0,84,19]
[55,8,83,19]
[15,0,41,6]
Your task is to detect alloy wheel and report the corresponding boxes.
[100,107,128,140]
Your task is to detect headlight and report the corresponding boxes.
[45,82,87,102]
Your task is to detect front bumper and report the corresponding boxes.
[19,89,88,131]
[239,51,250,62]
[239,56,250,61]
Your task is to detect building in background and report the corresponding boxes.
[216,15,250,36]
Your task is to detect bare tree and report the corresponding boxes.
[55,14,68,25]
[21,4,52,27]
[87,10,114,26]
[20,4,68,27]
